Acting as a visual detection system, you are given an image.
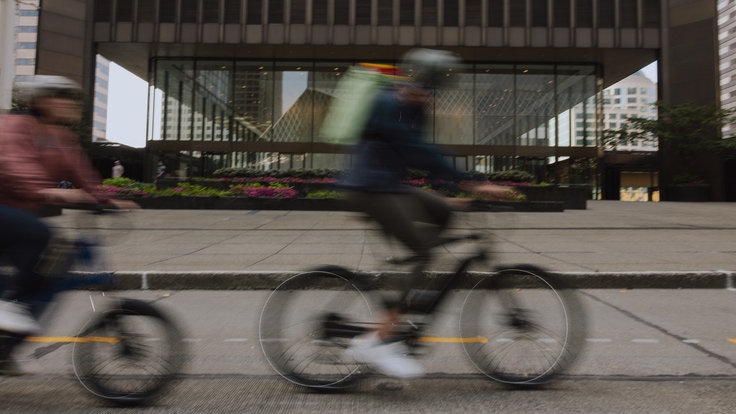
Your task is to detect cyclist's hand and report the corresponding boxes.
[108,199,141,210]
[40,188,97,205]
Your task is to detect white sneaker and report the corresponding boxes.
[349,332,424,379]
[0,300,41,334]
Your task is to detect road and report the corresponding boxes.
[2,289,736,413]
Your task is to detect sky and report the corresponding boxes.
[104,61,659,149]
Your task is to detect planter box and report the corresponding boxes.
[515,186,590,210]
[667,186,711,202]
[130,196,348,211]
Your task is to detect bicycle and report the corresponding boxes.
[259,203,587,391]
[0,206,186,406]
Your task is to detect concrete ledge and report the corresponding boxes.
[106,270,734,291]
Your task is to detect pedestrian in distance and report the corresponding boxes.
[112,160,124,178]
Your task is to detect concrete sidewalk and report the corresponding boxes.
[45,200,736,290]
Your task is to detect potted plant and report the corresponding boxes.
[604,102,736,201]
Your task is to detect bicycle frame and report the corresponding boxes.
[322,233,489,342]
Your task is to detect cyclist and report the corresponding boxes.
[342,49,513,378]
[0,75,137,336]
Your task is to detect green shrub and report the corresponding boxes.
[102,177,155,192]
[305,189,345,199]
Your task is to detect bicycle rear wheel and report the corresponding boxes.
[72,299,185,406]
[460,266,586,387]
[259,266,375,391]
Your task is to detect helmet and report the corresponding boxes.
[398,48,463,88]
[14,75,82,105]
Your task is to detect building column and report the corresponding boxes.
[0,0,16,112]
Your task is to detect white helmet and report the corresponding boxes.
[15,75,82,104]
[398,48,463,88]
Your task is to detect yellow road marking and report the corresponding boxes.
[728,339,736,345]
[418,336,488,343]
[25,336,121,344]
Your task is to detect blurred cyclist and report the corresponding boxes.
[0,75,137,336]
[343,49,513,378]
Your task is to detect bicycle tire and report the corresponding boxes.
[259,266,375,391]
[459,265,586,387]
[72,299,186,406]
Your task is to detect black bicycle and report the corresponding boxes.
[259,205,586,391]
[0,206,186,406]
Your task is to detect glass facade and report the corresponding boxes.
[148,58,601,188]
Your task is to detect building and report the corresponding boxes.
[12,0,110,142]
[34,0,731,200]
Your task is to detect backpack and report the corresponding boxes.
[320,63,405,145]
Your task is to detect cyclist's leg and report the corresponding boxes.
[0,205,50,303]
[0,205,48,335]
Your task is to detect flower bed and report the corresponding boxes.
[102,169,586,211]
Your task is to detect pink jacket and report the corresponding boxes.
[0,114,109,213]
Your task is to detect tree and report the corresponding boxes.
[603,101,736,186]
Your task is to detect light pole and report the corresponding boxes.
[0,0,16,112]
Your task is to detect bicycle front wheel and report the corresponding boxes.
[460,266,586,387]
[72,299,185,406]
[259,266,376,391]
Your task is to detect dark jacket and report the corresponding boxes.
[341,88,468,193]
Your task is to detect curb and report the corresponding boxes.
[107,270,736,291]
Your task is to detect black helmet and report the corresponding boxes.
[398,48,463,88]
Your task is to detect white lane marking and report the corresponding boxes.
[224,338,249,342]
[682,339,700,344]
[586,338,612,343]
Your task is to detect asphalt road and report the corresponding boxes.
[2,289,736,412]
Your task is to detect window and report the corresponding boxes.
[423,0,438,26]
[335,0,350,24]
[627,87,637,94]
[224,0,241,24]
[203,0,221,23]
[643,1,661,28]
[553,0,570,27]
[444,0,459,26]
[400,0,416,25]
[268,0,284,23]
[598,0,614,28]
[487,0,503,27]
[466,0,481,26]
[531,0,547,27]
[312,0,327,24]
[609,114,616,119]
[609,122,617,128]
[627,97,636,103]
[356,1,371,24]
[181,0,199,23]
[246,0,263,24]
[16,26,38,32]
[94,0,111,22]
[510,1,526,27]
[138,1,156,23]
[614,88,621,95]
[576,0,593,27]
[116,0,134,22]
[620,0,637,27]
[378,0,393,26]
[159,0,176,23]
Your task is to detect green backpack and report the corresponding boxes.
[320,64,403,145]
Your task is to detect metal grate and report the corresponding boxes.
[291,0,306,24]
[553,0,570,27]
[400,0,415,25]
[94,0,111,22]
[422,0,437,26]
[224,0,241,24]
